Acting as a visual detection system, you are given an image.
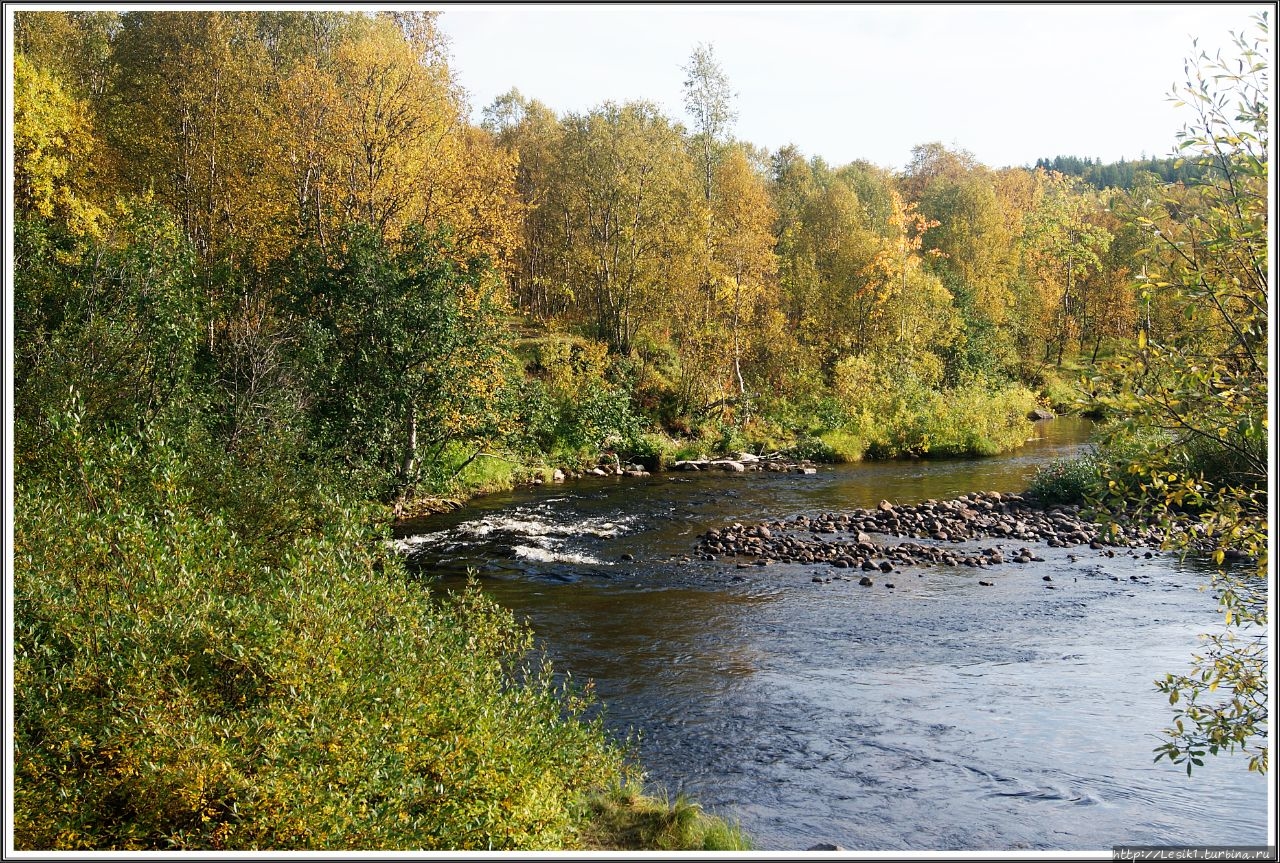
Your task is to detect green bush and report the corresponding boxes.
[1028,452,1105,505]
[917,380,1038,457]
[817,429,868,462]
[785,437,837,462]
[13,418,628,850]
[851,375,1036,459]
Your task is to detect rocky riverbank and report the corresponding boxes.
[695,490,1166,581]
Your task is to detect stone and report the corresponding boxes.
[807,844,847,851]
[1028,407,1056,420]
[553,468,566,482]
[858,576,873,586]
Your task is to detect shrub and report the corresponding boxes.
[13,418,628,850]
[1028,452,1105,505]
[818,429,868,462]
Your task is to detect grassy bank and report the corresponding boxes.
[399,374,1043,516]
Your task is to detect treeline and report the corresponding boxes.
[1032,154,1205,189]
[14,10,1173,494]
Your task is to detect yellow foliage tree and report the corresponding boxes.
[13,55,104,236]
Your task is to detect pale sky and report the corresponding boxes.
[436,3,1271,171]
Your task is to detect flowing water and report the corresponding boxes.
[395,418,1269,851]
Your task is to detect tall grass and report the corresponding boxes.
[574,782,751,851]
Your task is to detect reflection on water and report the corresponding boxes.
[397,418,1267,850]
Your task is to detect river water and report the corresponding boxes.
[394,418,1269,851]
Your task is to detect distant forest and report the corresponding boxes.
[1032,154,1206,189]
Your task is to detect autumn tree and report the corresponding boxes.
[484,89,568,317]
[545,101,702,354]
[1076,193,1143,363]
[107,12,281,266]
[705,146,777,403]
[12,54,104,235]
[909,148,1021,381]
[1022,170,1112,366]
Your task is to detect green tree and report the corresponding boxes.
[1092,14,1269,775]
[15,199,200,461]
[290,225,509,490]
[682,42,736,205]
[909,149,1021,382]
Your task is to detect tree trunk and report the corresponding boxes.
[732,280,745,395]
[1057,254,1073,367]
[401,402,417,477]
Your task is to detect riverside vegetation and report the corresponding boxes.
[12,9,1268,849]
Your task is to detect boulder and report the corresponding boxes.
[1028,407,1056,420]
[552,468,566,483]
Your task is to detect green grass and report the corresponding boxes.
[574,782,751,851]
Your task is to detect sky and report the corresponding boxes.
[436,3,1271,171]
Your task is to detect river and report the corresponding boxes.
[394,418,1269,851]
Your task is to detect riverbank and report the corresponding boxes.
[392,404,1060,530]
